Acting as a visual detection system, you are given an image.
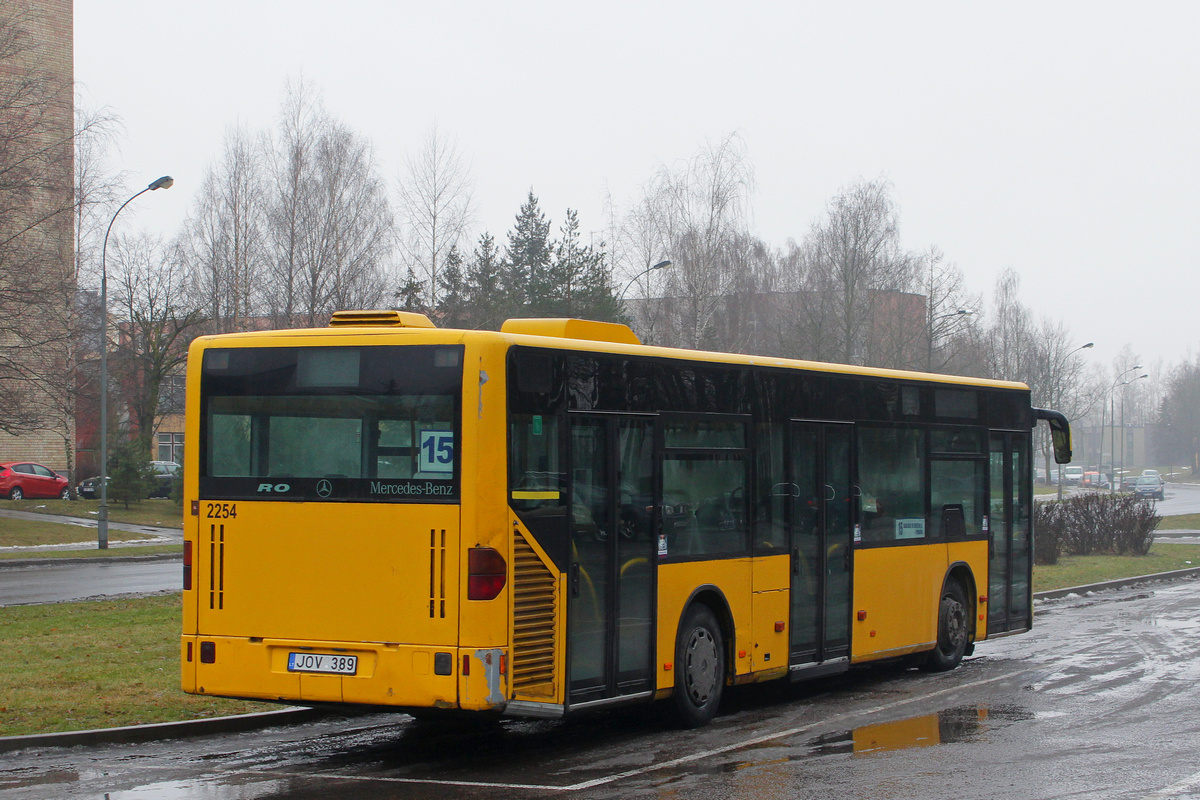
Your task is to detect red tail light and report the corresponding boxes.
[183,540,192,591]
[467,546,506,600]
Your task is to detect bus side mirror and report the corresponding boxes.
[1033,408,1072,465]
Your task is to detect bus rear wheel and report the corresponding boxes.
[921,581,969,672]
[673,604,724,727]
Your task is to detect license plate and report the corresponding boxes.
[287,652,357,675]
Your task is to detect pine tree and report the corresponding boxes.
[435,245,471,327]
[504,191,552,316]
[465,232,509,330]
[394,267,427,314]
[550,209,624,323]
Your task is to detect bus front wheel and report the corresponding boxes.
[673,604,725,727]
[921,581,969,672]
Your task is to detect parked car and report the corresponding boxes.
[1133,475,1165,501]
[0,461,71,500]
[148,461,181,498]
[1081,471,1110,489]
[75,474,108,499]
[1062,466,1084,484]
[77,461,181,500]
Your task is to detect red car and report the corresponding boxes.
[0,462,71,500]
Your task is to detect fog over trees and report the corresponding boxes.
[58,76,1180,461]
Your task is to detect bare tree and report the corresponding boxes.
[800,178,916,366]
[985,268,1037,383]
[294,119,392,325]
[643,134,755,349]
[107,232,206,452]
[396,123,473,309]
[181,125,267,333]
[261,76,324,328]
[921,247,980,373]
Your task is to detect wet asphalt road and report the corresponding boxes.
[0,559,180,606]
[4,576,1200,799]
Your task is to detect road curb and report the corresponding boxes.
[0,707,325,754]
[0,552,182,569]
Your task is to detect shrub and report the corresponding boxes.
[1034,492,1159,564]
[1034,501,1064,565]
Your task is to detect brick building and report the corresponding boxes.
[0,0,75,475]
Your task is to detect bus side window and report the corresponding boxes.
[858,427,926,543]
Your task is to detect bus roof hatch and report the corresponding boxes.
[329,310,436,328]
[500,318,641,345]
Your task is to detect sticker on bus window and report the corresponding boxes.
[895,518,926,539]
[418,430,454,474]
[658,531,668,557]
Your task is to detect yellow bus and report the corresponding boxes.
[181,311,1071,726]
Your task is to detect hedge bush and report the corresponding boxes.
[1034,493,1159,565]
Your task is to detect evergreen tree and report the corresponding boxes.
[394,267,427,314]
[550,209,624,323]
[435,245,471,327]
[504,191,552,316]
[465,232,510,330]
[108,439,154,509]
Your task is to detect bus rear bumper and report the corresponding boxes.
[181,635,506,712]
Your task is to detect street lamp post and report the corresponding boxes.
[619,259,672,301]
[97,176,174,549]
[1117,373,1148,491]
[1104,364,1142,495]
[1054,341,1094,500]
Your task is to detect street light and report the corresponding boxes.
[1102,364,1142,495]
[619,259,672,300]
[97,175,174,549]
[1116,372,1148,493]
[1054,341,1094,500]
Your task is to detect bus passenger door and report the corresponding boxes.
[989,431,1032,633]
[567,416,656,706]
[788,421,853,666]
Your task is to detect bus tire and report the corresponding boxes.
[921,580,969,673]
[673,603,725,727]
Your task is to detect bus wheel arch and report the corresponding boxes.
[920,565,974,673]
[673,587,732,727]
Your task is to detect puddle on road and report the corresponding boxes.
[807,704,1033,758]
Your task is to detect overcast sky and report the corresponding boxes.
[74,1,1199,372]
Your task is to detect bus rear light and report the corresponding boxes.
[183,540,193,590]
[186,642,193,662]
[200,641,216,663]
[462,654,470,675]
[467,546,507,600]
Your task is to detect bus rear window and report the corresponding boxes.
[200,345,462,503]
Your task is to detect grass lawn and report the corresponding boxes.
[0,517,156,547]
[1158,512,1200,530]
[1033,542,1200,592]
[0,594,274,737]
[2,498,183,528]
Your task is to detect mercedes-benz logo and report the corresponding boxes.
[316,479,332,498]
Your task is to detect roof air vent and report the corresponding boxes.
[329,310,435,328]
